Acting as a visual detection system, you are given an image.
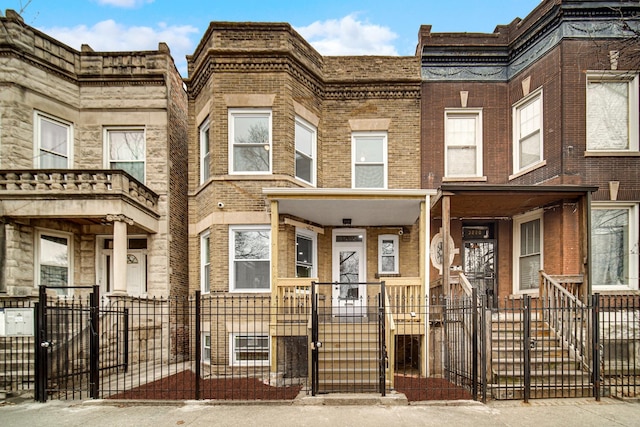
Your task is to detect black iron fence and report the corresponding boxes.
[0,298,36,392]
[1,290,639,402]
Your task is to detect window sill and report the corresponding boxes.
[229,289,271,294]
[376,273,401,278]
[442,176,487,182]
[591,288,640,295]
[584,151,640,157]
[509,160,547,181]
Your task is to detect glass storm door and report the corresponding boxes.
[463,240,496,302]
[332,231,366,317]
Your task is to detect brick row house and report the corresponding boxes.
[422,0,640,301]
[185,22,430,389]
[0,0,638,398]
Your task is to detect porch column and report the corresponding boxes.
[107,214,133,295]
[442,195,451,296]
[269,200,279,375]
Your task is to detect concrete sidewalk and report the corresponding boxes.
[0,396,638,427]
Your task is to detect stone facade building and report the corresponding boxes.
[0,10,188,299]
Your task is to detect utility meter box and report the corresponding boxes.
[0,308,35,337]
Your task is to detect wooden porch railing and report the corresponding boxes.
[273,277,423,322]
[384,277,422,322]
[384,291,396,389]
[540,271,590,368]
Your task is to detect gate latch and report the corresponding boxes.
[311,341,322,350]
[529,339,537,350]
[40,341,53,348]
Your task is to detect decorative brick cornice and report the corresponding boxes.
[187,51,420,101]
[421,1,640,81]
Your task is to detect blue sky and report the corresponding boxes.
[6,0,543,76]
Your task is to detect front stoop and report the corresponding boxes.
[295,391,408,406]
[490,313,594,399]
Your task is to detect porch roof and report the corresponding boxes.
[430,184,598,219]
[263,188,435,226]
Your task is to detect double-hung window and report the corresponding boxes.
[296,228,317,278]
[295,117,316,185]
[352,132,387,189]
[229,109,272,174]
[34,112,72,168]
[230,225,271,292]
[513,91,543,173]
[586,73,639,153]
[444,109,483,178]
[513,211,543,292]
[199,118,211,184]
[201,231,211,293]
[36,230,72,297]
[202,333,211,364]
[378,234,399,275]
[591,203,638,290]
[106,128,146,183]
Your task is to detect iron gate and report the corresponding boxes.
[311,281,387,396]
[34,285,128,402]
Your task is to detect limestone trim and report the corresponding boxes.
[106,214,134,225]
[223,94,276,107]
[349,118,391,132]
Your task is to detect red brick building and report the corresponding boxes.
[421,0,640,302]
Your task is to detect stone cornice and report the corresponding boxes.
[0,47,168,87]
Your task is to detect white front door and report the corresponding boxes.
[125,250,146,296]
[332,229,366,316]
[98,239,147,297]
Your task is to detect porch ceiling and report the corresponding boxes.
[263,188,434,226]
[430,184,598,219]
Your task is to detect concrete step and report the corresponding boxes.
[491,384,595,400]
[492,358,581,371]
[492,369,591,383]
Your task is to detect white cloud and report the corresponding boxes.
[96,0,154,8]
[295,14,398,56]
[40,20,198,76]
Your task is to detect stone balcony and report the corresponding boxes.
[0,170,160,232]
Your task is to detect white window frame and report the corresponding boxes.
[295,228,317,278]
[201,230,211,293]
[199,117,211,184]
[294,116,317,186]
[512,89,544,175]
[591,202,639,291]
[512,209,544,294]
[229,333,270,367]
[35,229,73,297]
[378,234,399,275]
[351,131,388,189]
[229,225,271,293]
[228,109,272,175]
[34,111,73,168]
[202,332,211,364]
[586,72,639,154]
[104,127,146,184]
[444,109,483,178]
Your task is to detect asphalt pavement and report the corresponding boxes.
[1,394,639,427]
